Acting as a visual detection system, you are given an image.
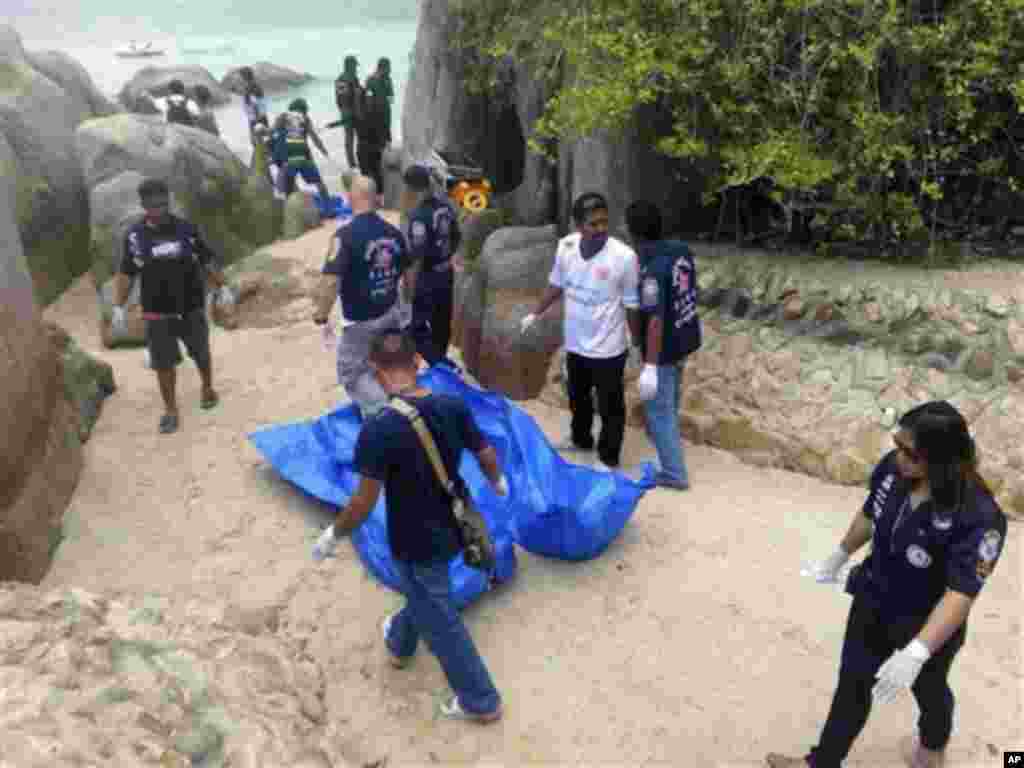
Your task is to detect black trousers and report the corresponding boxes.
[566,351,627,467]
[807,593,965,767]
[411,287,453,366]
[357,144,384,197]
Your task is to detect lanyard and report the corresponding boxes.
[890,496,912,553]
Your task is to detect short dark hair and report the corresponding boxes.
[289,98,309,113]
[626,200,663,241]
[369,329,417,370]
[137,178,170,203]
[378,57,391,71]
[167,79,185,95]
[402,164,431,191]
[193,84,212,105]
[344,55,358,70]
[239,66,254,81]
[572,192,608,225]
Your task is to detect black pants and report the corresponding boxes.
[145,309,211,371]
[566,351,627,467]
[343,124,357,169]
[807,593,965,767]
[357,144,384,197]
[412,287,453,366]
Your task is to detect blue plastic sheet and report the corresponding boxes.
[248,365,656,606]
[313,194,352,220]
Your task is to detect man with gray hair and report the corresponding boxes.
[313,175,412,417]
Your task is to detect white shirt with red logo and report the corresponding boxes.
[549,233,640,359]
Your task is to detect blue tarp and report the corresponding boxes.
[313,194,352,220]
[248,365,655,607]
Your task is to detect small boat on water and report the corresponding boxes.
[116,42,165,59]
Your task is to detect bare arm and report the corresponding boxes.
[839,510,874,555]
[112,273,132,306]
[644,315,663,365]
[332,476,383,535]
[475,444,502,486]
[915,591,973,654]
[308,121,328,156]
[532,285,564,317]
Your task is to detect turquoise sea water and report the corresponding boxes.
[4,0,419,169]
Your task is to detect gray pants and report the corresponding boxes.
[336,304,405,417]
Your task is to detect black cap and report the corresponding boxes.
[403,164,431,190]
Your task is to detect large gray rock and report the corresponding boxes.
[457,225,562,399]
[118,65,231,111]
[23,49,120,120]
[0,25,105,305]
[76,114,279,344]
[0,131,83,584]
[221,62,315,94]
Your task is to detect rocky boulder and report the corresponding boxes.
[456,225,562,399]
[44,322,116,442]
[75,114,279,347]
[0,25,110,305]
[282,190,322,240]
[118,65,232,111]
[0,132,83,583]
[0,585,347,767]
[221,62,315,94]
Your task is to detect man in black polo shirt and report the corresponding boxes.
[312,175,410,417]
[312,329,506,723]
[112,178,230,434]
[626,200,702,490]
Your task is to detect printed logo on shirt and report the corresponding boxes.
[151,241,183,259]
[410,220,428,247]
[905,544,932,569]
[931,512,953,531]
[978,529,1002,561]
[872,473,896,519]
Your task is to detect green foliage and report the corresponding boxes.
[451,0,1024,252]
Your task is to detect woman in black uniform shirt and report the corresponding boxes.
[768,401,1007,768]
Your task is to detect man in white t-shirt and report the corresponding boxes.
[520,193,640,470]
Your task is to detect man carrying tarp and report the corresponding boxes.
[312,175,410,417]
[312,328,506,723]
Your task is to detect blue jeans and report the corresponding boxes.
[386,557,501,715]
[643,361,689,488]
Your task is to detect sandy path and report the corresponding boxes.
[42,224,1021,767]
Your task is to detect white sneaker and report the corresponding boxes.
[592,459,614,472]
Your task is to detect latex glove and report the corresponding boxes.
[111,305,128,334]
[637,364,659,401]
[520,313,537,334]
[805,548,850,584]
[873,639,931,705]
[494,475,509,497]
[312,525,339,562]
[216,284,236,307]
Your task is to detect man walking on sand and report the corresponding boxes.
[111,178,233,434]
[520,192,640,471]
[626,200,702,491]
[312,175,412,418]
[312,329,506,723]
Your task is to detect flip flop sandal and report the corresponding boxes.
[200,391,219,410]
[159,413,179,434]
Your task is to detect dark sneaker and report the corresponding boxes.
[159,412,179,434]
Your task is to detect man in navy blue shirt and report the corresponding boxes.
[112,178,230,434]
[626,200,702,490]
[313,175,410,417]
[769,401,1008,768]
[402,164,462,366]
[312,329,507,723]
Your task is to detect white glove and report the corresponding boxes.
[111,305,128,334]
[494,475,509,497]
[804,548,850,583]
[519,313,537,334]
[637,364,659,401]
[872,639,931,705]
[216,285,237,307]
[312,525,339,561]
